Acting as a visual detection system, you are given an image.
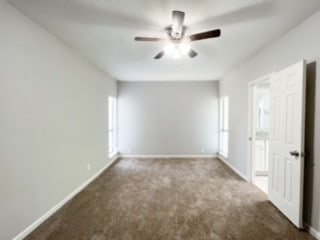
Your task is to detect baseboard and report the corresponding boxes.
[119,154,217,159]
[217,154,249,181]
[12,155,120,240]
[110,153,120,162]
[305,224,320,240]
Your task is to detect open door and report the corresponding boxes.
[268,61,306,228]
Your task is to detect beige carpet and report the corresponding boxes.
[25,158,314,240]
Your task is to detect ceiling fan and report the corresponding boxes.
[134,10,221,59]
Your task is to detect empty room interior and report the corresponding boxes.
[2,0,320,239]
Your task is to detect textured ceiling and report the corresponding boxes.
[8,0,320,81]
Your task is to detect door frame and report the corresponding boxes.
[247,73,275,184]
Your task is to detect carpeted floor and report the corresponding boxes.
[25,158,314,240]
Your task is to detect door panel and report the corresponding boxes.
[268,61,306,228]
[272,97,282,141]
[284,157,293,203]
[285,94,295,144]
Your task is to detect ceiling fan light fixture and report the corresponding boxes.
[163,42,175,55]
[172,48,182,59]
[164,43,182,59]
[179,42,191,55]
[163,42,190,59]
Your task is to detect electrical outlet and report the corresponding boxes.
[201,147,205,153]
[87,163,91,170]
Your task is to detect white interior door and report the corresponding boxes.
[268,61,306,228]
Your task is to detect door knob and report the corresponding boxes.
[289,151,300,157]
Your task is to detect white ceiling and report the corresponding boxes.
[8,0,320,81]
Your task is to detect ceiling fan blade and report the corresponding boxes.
[171,10,185,39]
[188,29,221,41]
[135,37,165,42]
[154,51,165,59]
[188,49,198,58]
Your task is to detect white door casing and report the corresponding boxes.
[268,60,306,228]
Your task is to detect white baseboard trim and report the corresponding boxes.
[110,153,120,162]
[217,154,249,181]
[305,224,320,240]
[12,155,120,240]
[119,154,217,159]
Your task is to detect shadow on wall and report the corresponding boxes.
[303,61,316,226]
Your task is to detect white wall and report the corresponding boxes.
[0,1,117,239]
[220,10,320,232]
[118,81,219,155]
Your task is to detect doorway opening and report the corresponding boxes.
[249,76,271,194]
